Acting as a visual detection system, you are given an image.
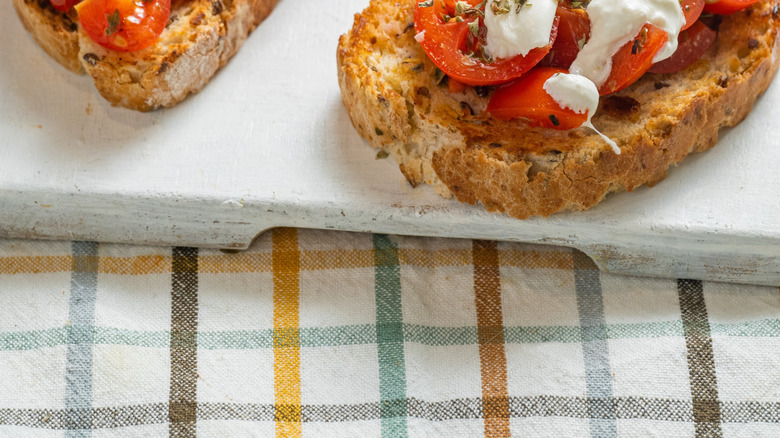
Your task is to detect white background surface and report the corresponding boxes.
[1,0,778,284]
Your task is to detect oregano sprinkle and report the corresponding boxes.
[105,9,120,36]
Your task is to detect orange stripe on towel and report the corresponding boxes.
[473,240,511,438]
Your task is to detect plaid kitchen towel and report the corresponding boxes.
[0,228,779,437]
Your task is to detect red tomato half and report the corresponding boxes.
[541,6,590,69]
[49,0,80,12]
[414,0,558,86]
[600,24,668,95]
[76,0,170,52]
[486,67,589,130]
[703,0,760,15]
[648,21,716,74]
[681,0,705,30]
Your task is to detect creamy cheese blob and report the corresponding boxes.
[570,0,685,87]
[484,0,558,59]
[543,73,620,154]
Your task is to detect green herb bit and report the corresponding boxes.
[577,35,587,51]
[105,10,120,36]
[454,1,469,15]
[434,67,447,86]
[480,46,494,64]
[631,28,648,55]
[418,0,434,7]
[491,0,510,15]
[631,39,641,55]
[468,18,480,37]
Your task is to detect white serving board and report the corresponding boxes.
[1,0,778,285]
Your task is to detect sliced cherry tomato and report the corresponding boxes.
[414,0,558,86]
[49,0,80,12]
[600,24,668,95]
[703,0,760,15]
[541,6,590,69]
[486,67,588,130]
[648,21,716,74]
[76,0,170,52]
[680,0,705,30]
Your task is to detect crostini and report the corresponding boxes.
[338,0,779,218]
[14,0,278,111]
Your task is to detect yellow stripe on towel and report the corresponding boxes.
[272,228,302,438]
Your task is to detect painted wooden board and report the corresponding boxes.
[1,0,778,285]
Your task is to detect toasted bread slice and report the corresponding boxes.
[13,0,278,111]
[338,1,780,219]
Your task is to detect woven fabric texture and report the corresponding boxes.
[0,228,779,437]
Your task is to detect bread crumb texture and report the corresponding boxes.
[337,0,780,218]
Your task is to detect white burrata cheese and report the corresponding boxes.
[543,73,620,154]
[570,0,685,87]
[484,0,558,59]
[543,72,596,116]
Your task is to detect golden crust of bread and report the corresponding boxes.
[337,0,780,219]
[13,0,81,73]
[13,0,278,111]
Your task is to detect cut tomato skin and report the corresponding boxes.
[49,0,80,12]
[648,21,716,74]
[76,0,170,52]
[599,24,669,95]
[413,0,558,86]
[541,6,590,70]
[703,0,760,15]
[681,0,706,30]
[486,67,588,130]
